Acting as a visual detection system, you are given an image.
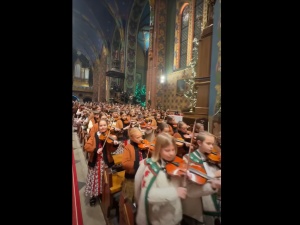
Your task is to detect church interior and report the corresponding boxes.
[72,0,221,224]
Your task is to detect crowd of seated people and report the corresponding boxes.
[72,100,221,225]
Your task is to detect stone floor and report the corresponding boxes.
[73,128,107,225]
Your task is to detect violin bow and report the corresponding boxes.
[102,129,111,149]
[183,119,197,187]
[102,116,114,149]
[163,109,169,121]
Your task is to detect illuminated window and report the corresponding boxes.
[193,0,204,59]
[179,5,189,69]
[174,0,204,70]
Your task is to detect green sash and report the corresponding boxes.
[189,150,204,164]
[144,158,161,225]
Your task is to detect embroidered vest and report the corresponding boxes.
[186,151,221,217]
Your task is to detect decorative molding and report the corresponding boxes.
[124,0,148,93]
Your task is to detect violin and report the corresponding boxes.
[146,140,156,158]
[174,138,191,147]
[140,118,152,128]
[206,145,221,165]
[183,133,192,140]
[165,156,213,185]
[149,140,156,152]
[138,139,153,150]
[99,131,118,144]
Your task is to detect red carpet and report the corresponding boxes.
[72,150,84,225]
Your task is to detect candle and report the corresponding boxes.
[148,91,150,100]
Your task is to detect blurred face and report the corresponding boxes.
[162,127,170,133]
[112,112,118,118]
[160,144,176,162]
[98,120,108,133]
[195,124,204,133]
[130,109,135,115]
[197,136,215,154]
[131,132,143,144]
[179,124,188,133]
[121,114,127,120]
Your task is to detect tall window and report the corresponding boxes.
[174,1,201,70]
[75,63,81,78]
[84,68,89,80]
[193,0,204,59]
[81,68,85,79]
[179,5,190,68]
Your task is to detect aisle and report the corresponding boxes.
[72,150,84,225]
[73,128,106,225]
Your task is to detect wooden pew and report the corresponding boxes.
[101,168,125,221]
[112,153,123,165]
[124,198,136,225]
[119,192,137,225]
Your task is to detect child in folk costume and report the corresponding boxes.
[134,132,221,225]
[194,122,205,133]
[121,127,148,203]
[119,127,148,225]
[83,119,120,206]
[181,131,221,225]
[114,111,131,150]
[134,133,188,225]
[147,122,170,158]
[173,121,193,158]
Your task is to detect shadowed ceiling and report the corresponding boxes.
[73,0,150,68]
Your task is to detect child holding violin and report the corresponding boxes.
[142,117,157,143]
[173,121,195,158]
[119,127,148,224]
[194,122,205,133]
[120,127,148,204]
[115,111,130,145]
[166,115,177,135]
[134,133,214,225]
[181,131,221,225]
[146,122,170,158]
[134,133,188,225]
[83,119,120,206]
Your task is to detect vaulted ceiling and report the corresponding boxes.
[73,0,150,68]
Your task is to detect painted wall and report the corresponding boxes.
[124,0,148,94]
[161,68,192,111]
[154,0,190,112]
[165,0,176,75]
[136,44,146,87]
